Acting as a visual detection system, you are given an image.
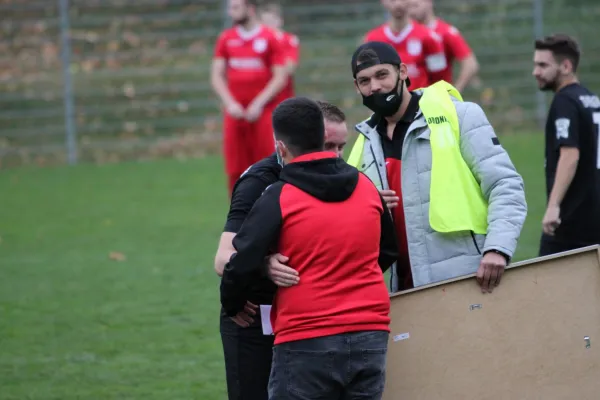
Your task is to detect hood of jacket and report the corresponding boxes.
[279,151,358,202]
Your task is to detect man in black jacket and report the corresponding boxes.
[213,100,350,400]
[221,97,398,399]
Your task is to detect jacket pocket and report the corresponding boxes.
[470,231,482,255]
[425,230,472,264]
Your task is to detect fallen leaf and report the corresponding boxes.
[109,251,126,262]
[107,40,120,52]
[35,156,46,167]
[123,82,135,98]
[124,121,138,133]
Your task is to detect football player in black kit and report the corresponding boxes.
[212,100,348,400]
[533,33,600,256]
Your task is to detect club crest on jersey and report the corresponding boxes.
[555,118,570,139]
[253,38,267,53]
[407,39,422,56]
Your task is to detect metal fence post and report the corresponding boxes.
[222,0,230,29]
[59,0,77,165]
[533,0,546,128]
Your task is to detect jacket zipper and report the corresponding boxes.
[470,231,482,255]
[367,141,397,291]
[369,144,385,188]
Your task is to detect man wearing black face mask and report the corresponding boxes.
[347,41,528,295]
[352,43,416,292]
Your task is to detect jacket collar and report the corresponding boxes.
[355,109,427,140]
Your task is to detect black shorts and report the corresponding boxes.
[219,307,274,400]
[538,234,599,257]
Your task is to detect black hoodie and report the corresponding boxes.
[280,155,358,202]
[220,151,398,319]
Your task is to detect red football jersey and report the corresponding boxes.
[275,30,300,103]
[364,22,447,90]
[429,18,473,84]
[213,24,286,107]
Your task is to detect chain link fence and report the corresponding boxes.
[1,0,599,168]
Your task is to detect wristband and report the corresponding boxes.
[485,249,510,264]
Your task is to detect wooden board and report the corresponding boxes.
[383,245,600,400]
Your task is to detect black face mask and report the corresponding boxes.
[362,79,404,117]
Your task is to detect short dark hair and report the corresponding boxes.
[315,100,346,123]
[272,97,325,156]
[535,33,581,72]
[245,0,258,7]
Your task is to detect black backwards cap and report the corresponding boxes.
[351,41,410,87]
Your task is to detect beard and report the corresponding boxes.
[537,78,559,92]
[233,15,249,25]
[411,14,425,23]
[390,8,406,19]
[536,71,560,92]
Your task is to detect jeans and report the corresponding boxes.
[220,308,275,400]
[268,330,389,400]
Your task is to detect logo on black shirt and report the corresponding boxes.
[579,95,600,108]
[555,118,570,139]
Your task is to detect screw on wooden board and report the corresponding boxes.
[584,336,591,349]
[469,304,482,311]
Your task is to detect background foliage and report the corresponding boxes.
[1,0,599,167]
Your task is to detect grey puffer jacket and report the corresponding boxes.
[353,93,528,292]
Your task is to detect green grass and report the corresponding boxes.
[0,132,545,399]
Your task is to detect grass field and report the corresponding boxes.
[0,132,546,399]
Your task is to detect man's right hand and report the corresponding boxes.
[244,99,264,122]
[267,253,299,287]
[226,101,245,119]
[379,190,399,209]
[542,204,561,236]
[230,301,258,327]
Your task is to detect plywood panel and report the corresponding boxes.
[383,245,600,400]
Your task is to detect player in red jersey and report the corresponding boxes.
[408,0,479,92]
[363,0,447,90]
[258,2,300,103]
[211,0,288,196]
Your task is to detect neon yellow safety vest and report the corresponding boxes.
[347,80,489,234]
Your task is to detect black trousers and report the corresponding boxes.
[220,308,274,400]
[539,233,599,257]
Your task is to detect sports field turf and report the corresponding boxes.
[0,132,546,399]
